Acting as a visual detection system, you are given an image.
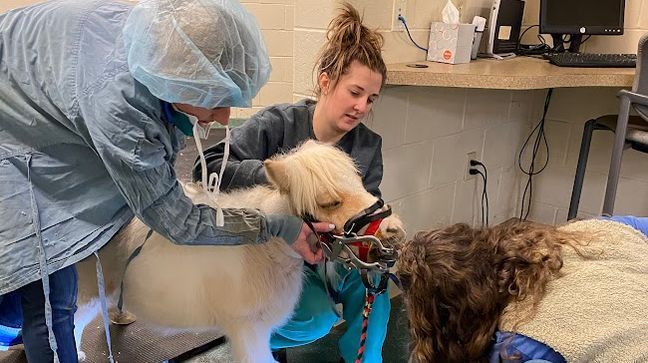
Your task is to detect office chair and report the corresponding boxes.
[568,33,648,220]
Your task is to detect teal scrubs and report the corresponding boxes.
[271,262,391,363]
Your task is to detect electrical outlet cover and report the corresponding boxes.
[465,152,477,180]
[392,0,407,32]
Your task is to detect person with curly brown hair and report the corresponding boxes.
[397,216,648,363]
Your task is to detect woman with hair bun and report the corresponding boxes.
[195,2,393,362]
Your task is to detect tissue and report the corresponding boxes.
[428,0,475,64]
[442,0,460,24]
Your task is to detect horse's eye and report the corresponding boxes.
[320,200,341,209]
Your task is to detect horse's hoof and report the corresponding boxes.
[109,309,137,325]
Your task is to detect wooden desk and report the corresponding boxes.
[386,56,635,90]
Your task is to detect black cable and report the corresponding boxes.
[517,88,553,220]
[517,25,551,55]
[398,15,428,52]
[537,33,548,46]
[476,170,489,227]
[580,35,592,46]
[518,100,550,220]
[518,25,539,44]
[479,170,489,227]
[472,169,486,226]
[471,161,490,227]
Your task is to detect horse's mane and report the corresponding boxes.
[275,141,361,216]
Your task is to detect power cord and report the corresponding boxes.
[517,24,551,56]
[469,160,490,227]
[518,26,592,56]
[398,15,428,53]
[517,88,553,221]
[518,24,539,43]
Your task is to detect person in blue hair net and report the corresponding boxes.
[0,0,333,362]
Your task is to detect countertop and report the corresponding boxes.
[386,56,635,90]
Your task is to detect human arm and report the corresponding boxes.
[342,126,384,198]
[363,137,383,198]
[488,331,566,363]
[76,77,302,246]
[606,215,648,237]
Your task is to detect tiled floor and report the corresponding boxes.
[179,295,411,363]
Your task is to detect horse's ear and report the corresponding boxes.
[264,159,290,193]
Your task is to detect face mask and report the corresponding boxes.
[169,104,212,140]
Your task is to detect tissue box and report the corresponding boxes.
[427,22,476,64]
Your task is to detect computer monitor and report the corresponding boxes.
[540,0,625,52]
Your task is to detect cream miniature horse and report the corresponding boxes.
[74,140,405,363]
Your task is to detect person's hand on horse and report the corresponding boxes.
[293,222,334,264]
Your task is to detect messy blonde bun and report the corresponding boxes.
[314,2,386,96]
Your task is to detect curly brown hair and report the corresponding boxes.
[397,219,584,363]
[313,2,387,97]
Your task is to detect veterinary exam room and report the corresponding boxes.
[1,0,647,362]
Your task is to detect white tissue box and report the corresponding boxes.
[427,22,476,64]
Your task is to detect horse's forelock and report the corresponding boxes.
[284,143,361,215]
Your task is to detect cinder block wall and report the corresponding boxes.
[367,87,547,231]
[516,0,648,223]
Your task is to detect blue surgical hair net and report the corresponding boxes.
[123,0,271,108]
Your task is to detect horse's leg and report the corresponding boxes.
[73,298,100,361]
[74,246,121,361]
[227,322,276,363]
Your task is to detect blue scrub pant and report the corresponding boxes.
[0,265,79,363]
[270,262,390,363]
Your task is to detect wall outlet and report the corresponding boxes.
[392,0,407,32]
[465,152,477,180]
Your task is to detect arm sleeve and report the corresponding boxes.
[77,81,302,246]
[193,109,286,189]
[363,138,384,198]
[607,215,648,237]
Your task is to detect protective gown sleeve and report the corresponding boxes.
[76,74,302,246]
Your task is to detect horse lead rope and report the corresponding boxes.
[355,290,376,363]
[302,199,396,363]
[355,269,394,363]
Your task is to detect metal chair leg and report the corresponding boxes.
[603,97,633,216]
[568,119,599,220]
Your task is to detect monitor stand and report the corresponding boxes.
[550,33,583,53]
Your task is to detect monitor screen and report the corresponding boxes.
[540,0,625,35]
